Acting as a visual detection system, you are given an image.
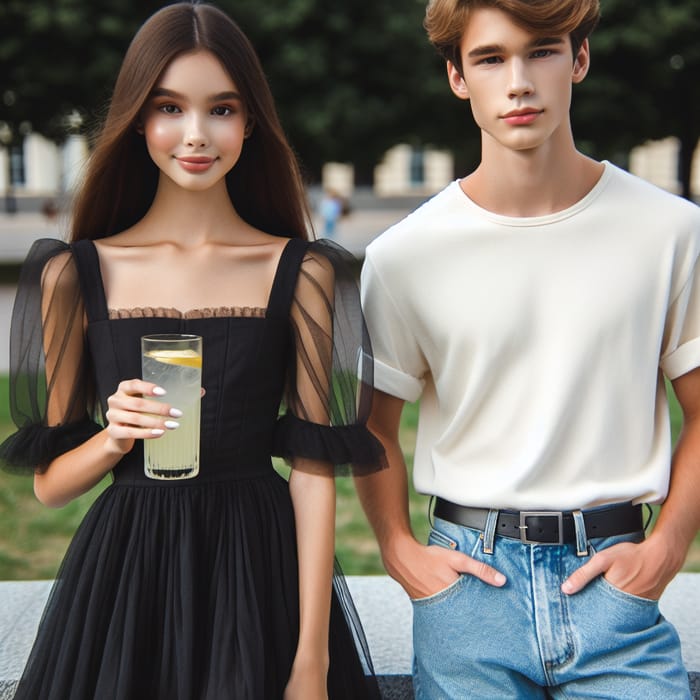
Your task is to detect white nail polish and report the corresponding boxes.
[153,387,167,396]
[169,408,183,418]
[151,429,165,436]
[164,420,180,430]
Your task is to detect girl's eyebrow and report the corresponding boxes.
[150,87,243,102]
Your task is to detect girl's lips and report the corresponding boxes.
[176,156,216,173]
[502,110,542,126]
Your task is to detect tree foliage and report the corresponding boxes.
[0,0,152,143]
[0,0,698,192]
[573,0,700,198]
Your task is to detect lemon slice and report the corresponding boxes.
[146,349,202,368]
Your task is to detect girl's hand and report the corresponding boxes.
[283,660,328,700]
[104,379,181,455]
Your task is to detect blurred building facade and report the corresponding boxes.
[0,133,87,197]
[1,134,699,203]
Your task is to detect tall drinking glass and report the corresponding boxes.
[141,334,202,480]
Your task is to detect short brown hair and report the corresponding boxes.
[425,0,600,74]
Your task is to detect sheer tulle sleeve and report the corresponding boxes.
[273,239,386,476]
[0,239,101,475]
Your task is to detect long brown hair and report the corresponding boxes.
[71,2,311,241]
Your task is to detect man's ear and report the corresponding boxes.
[572,38,590,84]
[447,60,470,100]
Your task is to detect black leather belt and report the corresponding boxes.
[433,498,644,545]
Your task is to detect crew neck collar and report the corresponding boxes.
[452,160,614,227]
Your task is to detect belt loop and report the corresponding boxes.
[482,509,499,555]
[572,510,588,557]
[428,495,436,529]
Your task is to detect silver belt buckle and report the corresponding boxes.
[519,511,564,545]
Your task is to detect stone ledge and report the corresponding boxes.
[0,575,698,698]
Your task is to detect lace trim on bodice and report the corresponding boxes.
[107,306,267,320]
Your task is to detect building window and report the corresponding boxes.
[10,145,25,186]
[409,148,425,186]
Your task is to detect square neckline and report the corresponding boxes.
[85,237,300,321]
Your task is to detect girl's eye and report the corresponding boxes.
[159,104,181,114]
[212,105,234,116]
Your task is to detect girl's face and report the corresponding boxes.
[141,50,248,193]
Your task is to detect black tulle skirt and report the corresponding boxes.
[13,472,378,699]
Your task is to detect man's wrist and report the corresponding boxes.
[645,528,691,576]
[381,529,421,578]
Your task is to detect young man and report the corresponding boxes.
[359,0,700,696]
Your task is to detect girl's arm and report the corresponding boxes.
[283,249,336,699]
[284,463,335,700]
[34,379,179,508]
[278,241,386,697]
[1,242,177,508]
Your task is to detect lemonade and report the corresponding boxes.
[141,335,202,479]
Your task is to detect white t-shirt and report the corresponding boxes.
[361,163,700,510]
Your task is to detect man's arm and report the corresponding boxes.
[355,390,505,599]
[563,365,700,598]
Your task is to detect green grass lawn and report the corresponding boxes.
[0,375,698,579]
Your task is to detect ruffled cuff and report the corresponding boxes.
[0,418,103,475]
[272,413,386,477]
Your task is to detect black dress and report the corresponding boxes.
[1,237,384,699]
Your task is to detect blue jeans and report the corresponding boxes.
[412,516,690,699]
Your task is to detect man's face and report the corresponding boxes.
[447,7,589,154]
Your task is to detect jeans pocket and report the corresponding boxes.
[411,574,464,607]
[588,533,658,605]
[596,576,659,606]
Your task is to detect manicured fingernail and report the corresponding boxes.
[153,387,167,396]
[169,408,183,418]
[495,573,506,586]
[151,429,165,436]
[164,420,180,429]
[561,581,573,594]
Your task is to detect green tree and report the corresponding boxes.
[573,0,700,199]
[412,0,700,198]
[0,0,161,142]
[1,0,698,193]
[219,0,451,182]
[0,0,457,183]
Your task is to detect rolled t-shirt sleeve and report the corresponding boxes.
[661,251,700,379]
[360,251,425,402]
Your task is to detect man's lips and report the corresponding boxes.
[501,109,542,126]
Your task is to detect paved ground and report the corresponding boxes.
[0,212,63,263]
[0,288,13,375]
[0,205,421,373]
[0,205,420,263]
